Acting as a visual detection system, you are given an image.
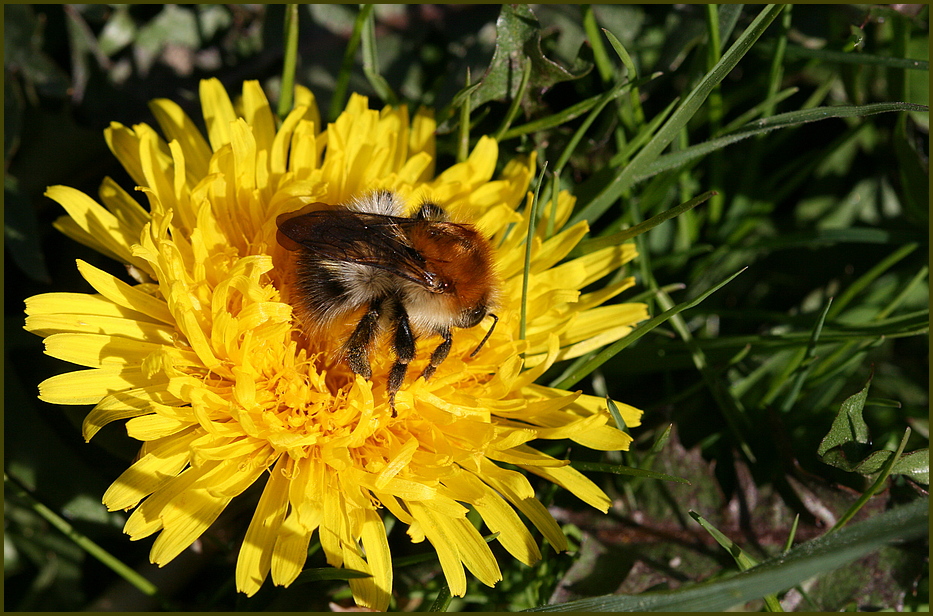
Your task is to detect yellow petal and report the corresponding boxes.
[346,467,436,502]
[148,98,212,181]
[103,122,145,187]
[425,503,501,589]
[520,458,612,513]
[45,185,148,269]
[270,104,310,177]
[576,276,637,311]
[375,435,419,490]
[407,501,466,596]
[76,260,174,324]
[25,292,156,320]
[409,106,436,181]
[103,427,198,510]
[199,77,238,151]
[347,507,392,611]
[558,304,649,346]
[150,488,232,564]
[241,80,276,155]
[51,216,129,267]
[99,176,151,231]
[271,510,316,587]
[25,313,174,342]
[191,446,275,497]
[570,424,633,451]
[39,367,156,405]
[236,456,290,597]
[83,386,182,441]
[293,85,321,134]
[125,413,193,441]
[42,333,199,368]
[535,243,637,292]
[486,445,570,467]
[531,222,589,274]
[445,471,541,566]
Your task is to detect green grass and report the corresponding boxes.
[4,4,928,612]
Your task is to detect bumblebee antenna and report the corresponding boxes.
[470,314,498,357]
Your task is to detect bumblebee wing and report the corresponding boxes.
[277,211,442,290]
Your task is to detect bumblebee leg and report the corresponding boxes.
[344,299,383,379]
[387,305,416,410]
[420,328,452,382]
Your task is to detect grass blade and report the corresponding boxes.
[5,472,166,606]
[276,4,299,119]
[520,162,548,342]
[578,191,716,253]
[526,498,928,611]
[568,5,786,227]
[329,5,372,121]
[772,43,929,70]
[551,267,746,390]
[571,461,690,485]
[361,5,398,104]
[639,102,929,183]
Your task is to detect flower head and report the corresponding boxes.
[25,79,648,609]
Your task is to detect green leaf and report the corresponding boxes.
[753,227,923,248]
[520,162,548,341]
[818,378,929,484]
[605,396,627,430]
[886,449,930,485]
[839,448,930,485]
[3,5,71,98]
[97,5,137,57]
[601,28,637,79]
[525,498,928,611]
[455,5,590,115]
[135,4,200,51]
[818,377,873,458]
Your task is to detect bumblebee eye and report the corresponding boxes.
[460,305,488,329]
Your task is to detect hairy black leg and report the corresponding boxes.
[387,303,416,411]
[344,298,383,379]
[420,328,452,382]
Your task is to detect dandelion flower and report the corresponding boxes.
[25,79,648,609]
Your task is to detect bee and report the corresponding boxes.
[276,190,499,408]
